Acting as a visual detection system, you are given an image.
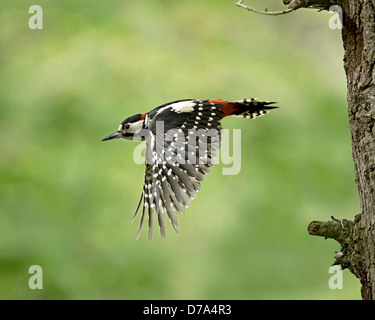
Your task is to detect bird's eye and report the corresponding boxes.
[124,123,131,130]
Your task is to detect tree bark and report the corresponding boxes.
[306,0,375,300]
[341,0,375,300]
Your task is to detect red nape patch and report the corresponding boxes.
[141,113,147,120]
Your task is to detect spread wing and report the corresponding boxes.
[132,100,224,240]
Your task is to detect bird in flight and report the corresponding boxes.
[102,98,277,239]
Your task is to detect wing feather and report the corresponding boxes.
[133,100,224,239]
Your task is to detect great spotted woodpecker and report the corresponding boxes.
[102,98,277,239]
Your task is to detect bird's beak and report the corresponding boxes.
[101,131,123,141]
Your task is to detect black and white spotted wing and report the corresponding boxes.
[133,100,224,240]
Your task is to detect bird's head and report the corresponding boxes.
[102,114,145,141]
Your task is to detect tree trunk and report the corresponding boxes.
[238,0,375,299]
[306,0,375,300]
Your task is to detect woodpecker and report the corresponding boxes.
[102,98,277,240]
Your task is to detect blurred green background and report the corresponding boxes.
[0,0,361,299]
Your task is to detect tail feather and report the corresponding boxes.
[215,98,278,119]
